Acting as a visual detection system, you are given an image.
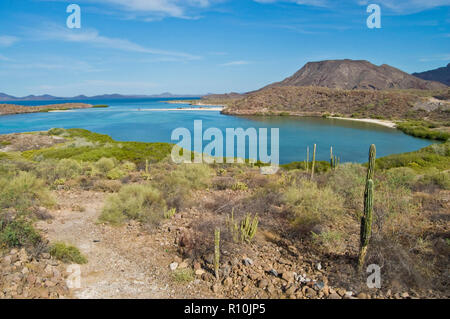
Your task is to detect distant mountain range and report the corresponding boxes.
[262,59,447,91]
[0,92,201,102]
[413,63,450,86]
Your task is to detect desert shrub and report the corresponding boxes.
[55,159,82,179]
[172,268,195,283]
[385,167,417,189]
[0,217,41,248]
[0,171,54,212]
[154,163,212,210]
[327,163,366,211]
[92,179,122,193]
[231,181,248,191]
[376,141,450,171]
[283,179,344,230]
[415,169,450,191]
[95,157,116,174]
[164,208,176,219]
[25,129,173,166]
[311,230,346,254]
[100,184,167,226]
[396,121,449,141]
[281,160,330,172]
[49,242,87,264]
[121,161,136,172]
[107,168,126,180]
[212,176,235,190]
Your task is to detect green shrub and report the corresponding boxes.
[0,171,54,211]
[107,168,126,180]
[376,141,450,171]
[100,184,167,226]
[416,169,450,190]
[231,181,248,191]
[327,163,366,211]
[0,218,41,248]
[284,179,344,230]
[24,129,174,166]
[396,121,449,141]
[121,161,136,172]
[96,157,116,174]
[172,268,195,283]
[385,167,417,189]
[311,230,345,253]
[153,163,212,210]
[49,242,87,264]
[55,159,82,179]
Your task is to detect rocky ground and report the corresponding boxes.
[0,248,71,299]
[2,187,443,299]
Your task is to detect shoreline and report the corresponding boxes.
[137,107,223,111]
[329,117,397,128]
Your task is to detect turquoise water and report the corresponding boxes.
[0,98,432,164]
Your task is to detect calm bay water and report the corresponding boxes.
[0,98,432,164]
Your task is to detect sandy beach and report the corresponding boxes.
[330,117,397,128]
[137,107,223,112]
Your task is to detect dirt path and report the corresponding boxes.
[36,190,210,299]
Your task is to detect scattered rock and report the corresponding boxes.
[258,279,269,289]
[169,262,178,271]
[195,269,205,276]
[243,258,254,266]
[268,269,278,277]
[281,271,295,283]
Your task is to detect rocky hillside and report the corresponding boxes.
[217,86,450,122]
[413,63,450,86]
[263,59,446,90]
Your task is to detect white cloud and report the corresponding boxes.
[0,35,19,47]
[45,0,215,19]
[419,54,450,62]
[253,0,450,13]
[220,60,251,66]
[32,25,201,60]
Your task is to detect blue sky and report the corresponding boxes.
[0,0,449,96]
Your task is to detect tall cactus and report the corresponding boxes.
[310,144,316,180]
[330,146,333,169]
[358,144,376,270]
[214,228,220,280]
[306,146,309,173]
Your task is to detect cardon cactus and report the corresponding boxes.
[358,144,376,270]
[214,228,220,279]
[311,144,316,180]
[306,146,310,173]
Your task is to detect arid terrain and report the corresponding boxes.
[0,129,448,299]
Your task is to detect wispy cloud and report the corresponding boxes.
[254,0,450,14]
[42,0,215,20]
[0,35,19,47]
[0,54,11,61]
[419,54,450,62]
[31,25,201,60]
[220,60,251,66]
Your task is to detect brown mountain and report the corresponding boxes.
[264,59,446,90]
[413,63,450,86]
